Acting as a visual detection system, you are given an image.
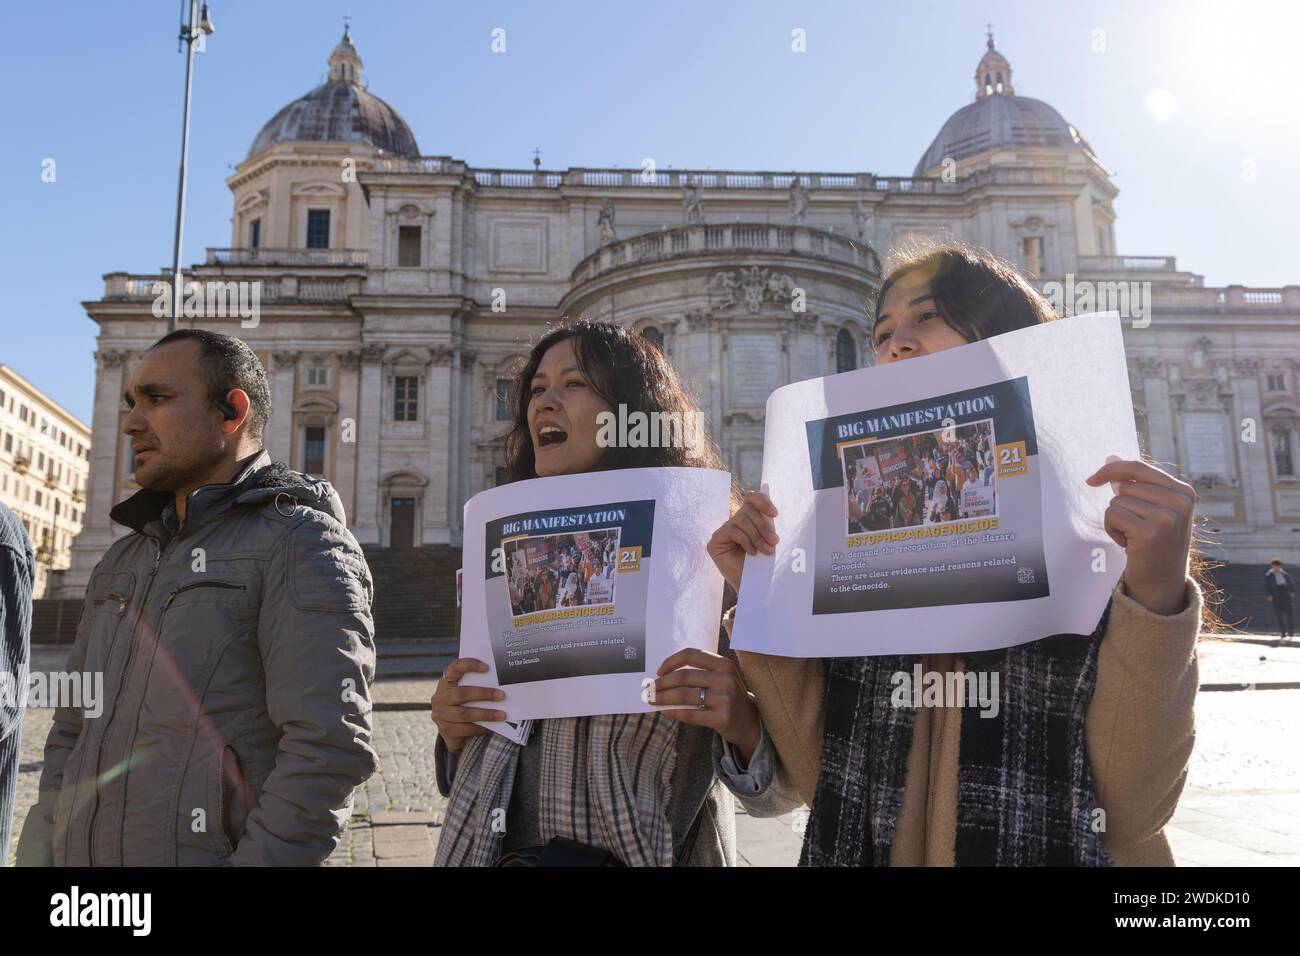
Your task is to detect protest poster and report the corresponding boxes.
[456,467,731,722]
[732,313,1138,657]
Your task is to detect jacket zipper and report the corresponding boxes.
[162,580,247,609]
[85,534,171,866]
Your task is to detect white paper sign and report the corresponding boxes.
[733,313,1137,657]
[457,467,731,722]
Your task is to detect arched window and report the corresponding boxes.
[642,326,665,353]
[1273,425,1295,477]
[836,329,857,373]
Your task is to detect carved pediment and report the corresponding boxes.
[291,181,347,198]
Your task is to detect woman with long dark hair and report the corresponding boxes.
[709,243,1207,866]
[431,320,794,866]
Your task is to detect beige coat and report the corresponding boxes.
[730,579,1202,866]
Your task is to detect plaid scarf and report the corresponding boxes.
[802,602,1111,866]
[434,713,680,867]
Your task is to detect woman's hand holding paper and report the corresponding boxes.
[653,648,762,762]
[707,489,780,593]
[1086,457,1196,617]
[431,657,507,755]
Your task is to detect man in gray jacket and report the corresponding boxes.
[17,330,377,866]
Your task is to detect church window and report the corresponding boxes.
[1266,373,1285,393]
[495,379,512,421]
[306,366,330,388]
[304,426,326,476]
[394,376,419,421]
[250,218,261,249]
[1023,236,1044,276]
[398,225,422,267]
[306,209,331,249]
[836,329,857,373]
[1274,426,1295,477]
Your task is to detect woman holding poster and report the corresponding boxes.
[431,321,797,866]
[710,244,1206,866]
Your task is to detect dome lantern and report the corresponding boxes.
[328,27,363,85]
[975,28,1014,100]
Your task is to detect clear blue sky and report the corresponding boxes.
[3,0,1296,424]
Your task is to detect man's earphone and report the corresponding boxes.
[218,397,238,421]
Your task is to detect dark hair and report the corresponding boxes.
[147,329,271,439]
[504,321,732,492]
[870,241,1056,351]
[1271,559,1283,566]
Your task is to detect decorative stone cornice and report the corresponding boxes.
[360,344,386,363]
[430,345,454,366]
[684,308,714,332]
[271,351,300,370]
[95,349,131,370]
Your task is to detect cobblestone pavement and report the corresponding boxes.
[8,639,1299,867]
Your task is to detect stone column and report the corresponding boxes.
[268,351,299,464]
[1232,358,1271,531]
[423,345,453,543]
[456,350,474,534]
[352,344,385,545]
[447,340,463,541]
[335,350,361,527]
[1140,359,1176,468]
[65,349,131,596]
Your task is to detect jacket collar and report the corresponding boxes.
[109,450,271,537]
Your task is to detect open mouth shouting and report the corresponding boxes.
[536,423,568,449]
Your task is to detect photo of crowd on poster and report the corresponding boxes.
[505,528,621,617]
[841,420,997,535]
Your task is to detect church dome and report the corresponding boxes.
[247,29,420,160]
[914,33,1094,176]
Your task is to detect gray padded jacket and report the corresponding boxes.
[16,450,377,866]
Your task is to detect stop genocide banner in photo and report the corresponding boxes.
[732,312,1138,658]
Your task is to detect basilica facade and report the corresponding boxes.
[65,31,1300,594]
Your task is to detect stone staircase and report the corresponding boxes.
[1204,562,1290,635]
[29,544,465,649]
[31,599,82,645]
[362,544,461,648]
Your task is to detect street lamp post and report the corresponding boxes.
[168,0,216,333]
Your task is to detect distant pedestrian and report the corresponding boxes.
[1,501,35,865]
[1264,560,1295,639]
